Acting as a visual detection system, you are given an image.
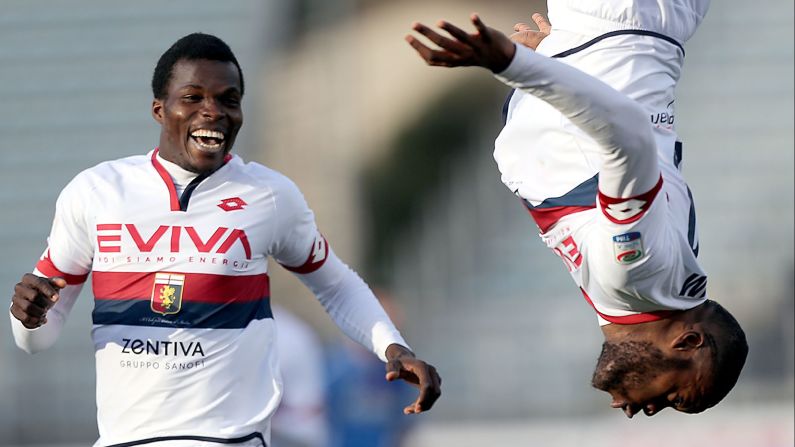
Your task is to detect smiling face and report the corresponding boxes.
[591,340,713,418]
[152,59,243,174]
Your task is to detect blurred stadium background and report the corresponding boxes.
[0,0,792,446]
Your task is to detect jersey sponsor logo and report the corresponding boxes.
[120,337,207,371]
[121,337,205,357]
[679,273,708,298]
[218,197,247,212]
[96,224,252,259]
[613,232,644,264]
[151,273,185,315]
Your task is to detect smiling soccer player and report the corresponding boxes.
[10,33,441,446]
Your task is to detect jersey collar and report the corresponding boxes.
[151,148,233,212]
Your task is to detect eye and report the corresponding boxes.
[673,396,685,408]
[182,94,201,103]
[222,95,241,107]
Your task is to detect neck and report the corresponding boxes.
[155,152,201,197]
[601,318,674,342]
[601,304,709,343]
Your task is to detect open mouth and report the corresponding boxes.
[189,129,226,153]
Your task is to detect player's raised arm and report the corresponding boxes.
[407,13,659,198]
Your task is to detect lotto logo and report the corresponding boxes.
[598,177,663,225]
[218,197,247,212]
[604,199,647,222]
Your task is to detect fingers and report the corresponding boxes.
[10,300,48,328]
[412,22,470,53]
[11,274,64,328]
[10,306,45,328]
[22,273,65,294]
[470,14,491,43]
[514,22,533,33]
[405,35,460,67]
[389,358,441,414]
[404,363,441,414]
[50,277,68,289]
[438,20,473,45]
[532,13,552,34]
[385,358,402,382]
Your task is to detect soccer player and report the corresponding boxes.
[406,1,747,418]
[10,33,441,446]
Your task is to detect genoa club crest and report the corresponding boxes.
[613,232,644,265]
[151,273,185,315]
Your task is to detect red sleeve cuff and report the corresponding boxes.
[598,175,663,225]
[36,253,89,285]
[280,235,329,274]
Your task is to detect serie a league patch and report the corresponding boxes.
[151,273,185,315]
[613,232,643,264]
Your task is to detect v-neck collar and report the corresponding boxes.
[150,148,233,212]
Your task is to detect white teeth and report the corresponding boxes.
[190,129,225,140]
[191,138,223,152]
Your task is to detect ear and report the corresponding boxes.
[152,99,164,124]
[672,331,704,351]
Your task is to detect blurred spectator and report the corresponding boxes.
[326,290,418,447]
[272,304,330,447]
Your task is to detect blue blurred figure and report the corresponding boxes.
[326,290,417,447]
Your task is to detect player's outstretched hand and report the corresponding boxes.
[10,274,66,329]
[385,343,442,414]
[510,12,551,50]
[406,14,517,73]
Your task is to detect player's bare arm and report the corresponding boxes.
[406,14,517,73]
[10,274,66,329]
[385,343,442,414]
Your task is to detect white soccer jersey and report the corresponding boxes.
[11,150,407,446]
[494,1,710,325]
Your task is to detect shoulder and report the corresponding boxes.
[72,154,150,185]
[227,156,300,188]
[227,156,308,204]
[59,154,150,202]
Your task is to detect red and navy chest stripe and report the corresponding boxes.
[521,175,598,233]
[91,271,272,329]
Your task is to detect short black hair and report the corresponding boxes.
[702,300,748,408]
[151,33,244,99]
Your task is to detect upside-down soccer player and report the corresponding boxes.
[407,0,746,418]
[10,33,441,446]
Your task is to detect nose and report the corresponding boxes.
[200,98,223,119]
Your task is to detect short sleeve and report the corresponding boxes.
[269,178,328,274]
[35,174,93,284]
